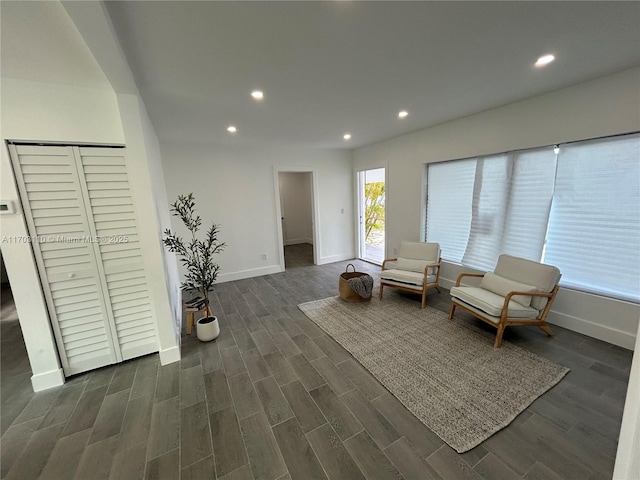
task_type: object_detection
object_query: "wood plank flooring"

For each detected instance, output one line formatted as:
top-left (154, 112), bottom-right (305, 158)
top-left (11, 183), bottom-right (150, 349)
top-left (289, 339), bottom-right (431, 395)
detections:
top-left (1, 246), bottom-right (633, 479)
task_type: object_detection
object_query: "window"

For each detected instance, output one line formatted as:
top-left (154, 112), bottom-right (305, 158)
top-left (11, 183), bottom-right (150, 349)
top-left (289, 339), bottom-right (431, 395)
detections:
top-left (425, 133), bottom-right (640, 302)
top-left (544, 136), bottom-right (640, 302)
top-left (425, 159), bottom-right (474, 264)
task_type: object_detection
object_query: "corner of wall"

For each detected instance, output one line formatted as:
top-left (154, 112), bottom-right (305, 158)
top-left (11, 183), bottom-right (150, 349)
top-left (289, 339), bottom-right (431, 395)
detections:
top-left (31, 368), bottom-right (65, 392)
top-left (115, 93), bottom-right (181, 358)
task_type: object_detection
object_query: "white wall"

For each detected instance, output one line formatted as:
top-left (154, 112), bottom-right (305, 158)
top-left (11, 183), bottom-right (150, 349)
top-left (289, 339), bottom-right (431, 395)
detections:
top-left (614, 321), bottom-right (640, 479)
top-left (116, 93), bottom-right (181, 364)
top-left (279, 172), bottom-right (313, 246)
top-left (161, 143), bottom-right (353, 282)
top-left (354, 67), bottom-right (640, 349)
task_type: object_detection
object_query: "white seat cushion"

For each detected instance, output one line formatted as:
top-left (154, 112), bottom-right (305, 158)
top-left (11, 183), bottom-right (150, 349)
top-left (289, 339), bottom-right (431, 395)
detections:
top-left (381, 269), bottom-right (435, 287)
top-left (450, 286), bottom-right (539, 319)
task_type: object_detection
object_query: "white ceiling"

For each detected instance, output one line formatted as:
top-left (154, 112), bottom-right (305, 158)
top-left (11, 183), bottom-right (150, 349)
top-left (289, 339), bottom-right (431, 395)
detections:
top-left (3, 2), bottom-right (640, 150)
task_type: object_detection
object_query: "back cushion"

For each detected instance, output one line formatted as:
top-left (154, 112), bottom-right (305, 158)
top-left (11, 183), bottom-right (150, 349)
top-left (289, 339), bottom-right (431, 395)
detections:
top-left (396, 257), bottom-right (436, 273)
top-left (399, 241), bottom-right (440, 260)
top-left (494, 254), bottom-right (561, 310)
top-left (480, 272), bottom-right (537, 307)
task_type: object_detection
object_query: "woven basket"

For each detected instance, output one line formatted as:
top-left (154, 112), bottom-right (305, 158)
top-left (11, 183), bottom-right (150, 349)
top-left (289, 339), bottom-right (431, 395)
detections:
top-left (339, 264), bottom-right (372, 302)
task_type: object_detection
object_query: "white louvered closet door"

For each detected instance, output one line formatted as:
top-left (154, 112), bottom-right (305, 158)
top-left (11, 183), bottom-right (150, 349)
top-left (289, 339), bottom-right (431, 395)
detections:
top-left (9, 144), bottom-right (158, 376)
top-left (76, 147), bottom-right (157, 361)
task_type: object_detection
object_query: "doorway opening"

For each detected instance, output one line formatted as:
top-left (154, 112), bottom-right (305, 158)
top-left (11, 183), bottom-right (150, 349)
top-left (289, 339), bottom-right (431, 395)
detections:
top-left (357, 168), bottom-right (385, 265)
top-left (276, 171), bottom-right (318, 269)
top-left (0, 250), bottom-right (33, 392)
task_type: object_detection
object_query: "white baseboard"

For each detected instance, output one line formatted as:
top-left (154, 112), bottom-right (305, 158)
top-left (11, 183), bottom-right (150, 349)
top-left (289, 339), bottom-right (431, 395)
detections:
top-left (318, 253), bottom-right (355, 265)
top-left (439, 277), bottom-right (456, 290)
top-left (31, 368), bottom-right (65, 392)
top-left (159, 345), bottom-right (181, 365)
top-left (547, 312), bottom-right (636, 350)
top-left (218, 265), bottom-right (283, 283)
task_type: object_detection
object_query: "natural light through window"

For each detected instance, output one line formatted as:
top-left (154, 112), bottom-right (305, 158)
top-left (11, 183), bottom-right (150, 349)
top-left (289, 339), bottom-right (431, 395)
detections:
top-left (425, 133), bottom-right (640, 302)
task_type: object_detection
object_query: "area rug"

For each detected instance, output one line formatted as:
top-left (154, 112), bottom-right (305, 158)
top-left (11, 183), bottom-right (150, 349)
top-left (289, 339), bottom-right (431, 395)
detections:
top-left (298, 295), bottom-right (570, 453)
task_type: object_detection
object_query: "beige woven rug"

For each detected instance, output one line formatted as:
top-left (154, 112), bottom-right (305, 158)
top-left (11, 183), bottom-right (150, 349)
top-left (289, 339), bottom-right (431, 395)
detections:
top-left (298, 295), bottom-right (569, 453)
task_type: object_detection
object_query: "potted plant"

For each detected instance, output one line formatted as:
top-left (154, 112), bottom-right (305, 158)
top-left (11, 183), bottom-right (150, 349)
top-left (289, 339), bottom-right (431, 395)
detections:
top-left (163, 193), bottom-right (225, 341)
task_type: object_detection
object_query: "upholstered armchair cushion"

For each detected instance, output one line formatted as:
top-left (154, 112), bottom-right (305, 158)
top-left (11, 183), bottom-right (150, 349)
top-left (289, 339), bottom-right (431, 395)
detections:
top-left (396, 257), bottom-right (437, 274)
top-left (399, 241), bottom-right (440, 262)
top-left (449, 286), bottom-right (539, 319)
top-left (381, 269), bottom-right (437, 286)
top-left (380, 241), bottom-right (442, 308)
top-left (493, 255), bottom-right (561, 310)
top-left (479, 272), bottom-right (537, 307)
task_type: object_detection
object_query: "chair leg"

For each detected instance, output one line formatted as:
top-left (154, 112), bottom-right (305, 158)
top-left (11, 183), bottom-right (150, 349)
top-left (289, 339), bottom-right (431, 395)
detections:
top-left (448, 302), bottom-right (456, 319)
top-left (435, 286), bottom-right (441, 293)
top-left (379, 284), bottom-right (384, 300)
top-left (421, 290), bottom-right (426, 309)
top-left (494, 325), bottom-right (506, 348)
top-left (539, 323), bottom-right (554, 337)
top-left (186, 311), bottom-right (194, 335)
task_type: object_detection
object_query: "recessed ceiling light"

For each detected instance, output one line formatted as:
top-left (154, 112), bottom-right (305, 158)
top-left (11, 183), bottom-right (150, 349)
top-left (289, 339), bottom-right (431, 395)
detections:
top-left (398, 110), bottom-right (409, 118)
top-left (343, 133), bottom-right (351, 140)
top-left (251, 90), bottom-right (264, 100)
top-left (535, 54), bottom-right (555, 67)
top-left (227, 125), bottom-right (237, 133)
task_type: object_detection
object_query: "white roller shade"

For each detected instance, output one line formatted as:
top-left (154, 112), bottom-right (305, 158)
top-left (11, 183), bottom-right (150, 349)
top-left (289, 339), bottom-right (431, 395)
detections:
top-left (544, 134), bottom-right (640, 302)
top-left (426, 159), bottom-right (475, 263)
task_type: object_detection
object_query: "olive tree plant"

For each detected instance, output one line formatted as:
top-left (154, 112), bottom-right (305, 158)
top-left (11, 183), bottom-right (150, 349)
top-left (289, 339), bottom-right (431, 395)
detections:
top-left (163, 193), bottom-right (225, 316)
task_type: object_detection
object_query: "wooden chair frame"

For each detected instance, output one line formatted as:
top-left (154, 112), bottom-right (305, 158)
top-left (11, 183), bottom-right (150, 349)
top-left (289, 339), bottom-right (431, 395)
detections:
top-left (448, 272), bottom-right (560, 348)
top-left (380, 257), bottom-right (442, 308)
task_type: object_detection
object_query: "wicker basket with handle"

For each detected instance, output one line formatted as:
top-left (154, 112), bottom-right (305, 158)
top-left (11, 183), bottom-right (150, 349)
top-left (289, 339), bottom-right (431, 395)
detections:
top-left (339, 264), bottom-right (372, 302)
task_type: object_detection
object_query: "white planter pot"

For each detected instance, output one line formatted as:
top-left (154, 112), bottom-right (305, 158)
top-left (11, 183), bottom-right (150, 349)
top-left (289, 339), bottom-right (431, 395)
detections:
top-left (196, 316), bottom-right (220, 342)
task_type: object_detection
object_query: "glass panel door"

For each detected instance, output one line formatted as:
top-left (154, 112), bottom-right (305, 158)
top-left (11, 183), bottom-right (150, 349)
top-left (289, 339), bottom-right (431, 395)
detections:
top-left (357, 168), bottom-right (385, 264)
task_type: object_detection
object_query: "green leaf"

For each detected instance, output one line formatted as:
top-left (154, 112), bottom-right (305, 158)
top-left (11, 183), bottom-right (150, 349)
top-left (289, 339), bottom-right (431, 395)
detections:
top-left (162, 193), bottom-right (225, 303)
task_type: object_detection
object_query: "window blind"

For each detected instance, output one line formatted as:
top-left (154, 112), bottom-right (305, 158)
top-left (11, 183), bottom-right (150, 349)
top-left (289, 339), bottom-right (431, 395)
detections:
top-left (543, 134), bottom-right (640, 302)
top-left (426, 159), bottom-right (475, 263)
top-left (460, 149), bottom-right (556, 271)
top-left (462, 154), bottom-right (510, 270)
top-left (500, 148), bottom-right (557, 261)
top-left (425, 133), bottom-right (639, 302)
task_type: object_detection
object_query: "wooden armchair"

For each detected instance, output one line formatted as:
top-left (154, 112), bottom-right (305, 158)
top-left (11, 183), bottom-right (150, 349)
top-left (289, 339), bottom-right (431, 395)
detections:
top-left (379, 241), bottom-right (441, 308)
top-left (448, 254), bottom-right (561, 347)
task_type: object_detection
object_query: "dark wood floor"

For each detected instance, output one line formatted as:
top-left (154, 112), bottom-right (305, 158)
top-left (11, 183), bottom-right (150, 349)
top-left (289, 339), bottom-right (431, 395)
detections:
top-left (0, 248), bottom-right (633, 479)
top-left (284, 243), bottom-right (315, 268)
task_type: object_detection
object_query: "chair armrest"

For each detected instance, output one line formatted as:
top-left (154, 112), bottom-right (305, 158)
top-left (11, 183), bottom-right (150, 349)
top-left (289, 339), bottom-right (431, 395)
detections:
top-left (381, 258), bottom-right (398, 271)
top-left (455, 272), bottom-right (484, 287)
top-left (422, 258), bottom-right (442, 276)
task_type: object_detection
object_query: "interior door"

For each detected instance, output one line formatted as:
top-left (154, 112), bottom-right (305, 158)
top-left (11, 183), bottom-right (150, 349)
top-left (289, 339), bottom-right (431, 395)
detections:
top-left (278, 173), bottom-right (288, 246)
